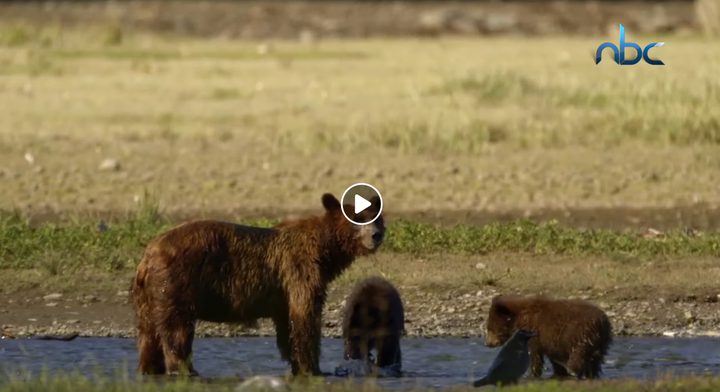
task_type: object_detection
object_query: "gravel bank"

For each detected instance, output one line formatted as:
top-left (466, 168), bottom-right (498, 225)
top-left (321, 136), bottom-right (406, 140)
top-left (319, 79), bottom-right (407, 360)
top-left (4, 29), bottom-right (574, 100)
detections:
top-left (3, 288), bottom-right (719, 340)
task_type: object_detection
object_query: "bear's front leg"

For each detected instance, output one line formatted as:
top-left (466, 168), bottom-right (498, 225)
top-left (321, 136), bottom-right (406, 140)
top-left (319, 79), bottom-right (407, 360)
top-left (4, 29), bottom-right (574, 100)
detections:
top-left (288, 290), bottom-right (323, 376)
top-left (528, 339), bottom-right (545, 378)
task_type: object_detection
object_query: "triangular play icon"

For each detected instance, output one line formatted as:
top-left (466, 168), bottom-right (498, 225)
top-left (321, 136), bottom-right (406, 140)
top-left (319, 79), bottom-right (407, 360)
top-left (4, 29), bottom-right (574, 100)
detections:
top-left (354, 194), bottom-right (372, 214)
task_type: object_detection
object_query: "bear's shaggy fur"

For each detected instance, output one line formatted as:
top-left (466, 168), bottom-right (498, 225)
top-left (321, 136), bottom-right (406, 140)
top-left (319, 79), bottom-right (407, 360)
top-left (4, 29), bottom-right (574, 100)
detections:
top-left (132, 193), bottom-right (384, 376)
top-left (485, 295), bottom-right (612, 379)
top-left (342, 277), bottom-right (404, 370)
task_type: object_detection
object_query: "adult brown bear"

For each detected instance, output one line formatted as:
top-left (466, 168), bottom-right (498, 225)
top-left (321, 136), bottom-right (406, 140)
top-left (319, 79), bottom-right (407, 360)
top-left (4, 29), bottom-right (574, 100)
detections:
top-left (132, 193), bottom-right (384, 376)
top-left (341, 277), bottom-right (404, 374)
top-left (484, 295), bottom-right (612, 380)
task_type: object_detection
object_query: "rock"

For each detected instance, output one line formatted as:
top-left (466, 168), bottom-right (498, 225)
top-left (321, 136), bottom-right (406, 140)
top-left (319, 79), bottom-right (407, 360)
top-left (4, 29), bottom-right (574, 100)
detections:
top-left (474, 262), bottom-right (487, 270)
top-left (83, 295), bottom-right (98, 303)
top-left (684, 310), bottom-right (696, 323)
top-left (43, 293), bottom-right (63, 301)
top-left (24, 152), bottom-right (35, 165)
top-left (698, 330), bottom-right (720, 337)
top-left (235, 375), bottom-right (286, 391)
top-left (45, 302), bottom-right (58, 307)
top-left (482, 13), bottom-right (518, 33)
top-left (418, 10), bottom-right (447, 34)
top-left (98, 158), bottom-right (121, 172)
top-left (642, 228), bottom-right (665, 239)
top-left (418, 9), bottom-right (480, 34)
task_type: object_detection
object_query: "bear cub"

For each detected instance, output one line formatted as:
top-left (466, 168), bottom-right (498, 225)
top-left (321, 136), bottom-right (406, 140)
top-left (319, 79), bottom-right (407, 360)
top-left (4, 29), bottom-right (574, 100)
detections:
top-left (485, 295), bottom-right (612, 379)
top-left (336, 276), bottom-right (404, 377)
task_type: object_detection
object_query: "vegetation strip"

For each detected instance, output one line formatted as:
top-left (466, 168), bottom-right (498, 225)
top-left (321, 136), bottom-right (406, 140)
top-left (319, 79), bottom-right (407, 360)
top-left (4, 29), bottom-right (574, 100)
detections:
top-left (2, 376), bottom-right (720, 392)
top-left (1, 210), bottom-right (719, 272)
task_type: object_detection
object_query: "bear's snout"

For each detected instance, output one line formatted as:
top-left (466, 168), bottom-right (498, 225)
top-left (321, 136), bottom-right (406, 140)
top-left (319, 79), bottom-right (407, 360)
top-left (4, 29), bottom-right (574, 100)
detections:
top-left (358, 223), bottom-right (385, 251)
top-left (485, 338), bottom-right (502, 348)
top-left (372, 231), bottom-right (384, 245)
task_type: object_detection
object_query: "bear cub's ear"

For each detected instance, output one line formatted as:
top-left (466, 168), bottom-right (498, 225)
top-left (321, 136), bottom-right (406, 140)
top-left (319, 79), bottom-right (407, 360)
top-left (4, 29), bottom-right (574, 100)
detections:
top-left (492, 296), bottom-right (516, 319)
top-left (322, 193), bottom-right (341, 212)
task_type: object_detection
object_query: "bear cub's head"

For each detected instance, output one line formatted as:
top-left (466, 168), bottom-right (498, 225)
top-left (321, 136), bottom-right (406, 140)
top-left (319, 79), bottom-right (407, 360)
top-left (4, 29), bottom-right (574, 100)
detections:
top-left (321, 193), bottom-right (385, 255)
top-left (484, 295), bottom-right (521, 347)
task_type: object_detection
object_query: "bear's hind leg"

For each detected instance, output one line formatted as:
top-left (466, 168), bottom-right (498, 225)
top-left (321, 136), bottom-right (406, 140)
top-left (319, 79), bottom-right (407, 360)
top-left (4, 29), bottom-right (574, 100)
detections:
top-left (567, 347), bottom-right (591, 380)
top-left (159, 319), bottom-right (197, 376)
top-left (137, 323), bottom-right (165, 375)
top-left (549, 360), bottom-right (570, 379)
top-left (587, 350), bottom-right (604, 379)
top-left (272, 312), bottom-right (292, 362)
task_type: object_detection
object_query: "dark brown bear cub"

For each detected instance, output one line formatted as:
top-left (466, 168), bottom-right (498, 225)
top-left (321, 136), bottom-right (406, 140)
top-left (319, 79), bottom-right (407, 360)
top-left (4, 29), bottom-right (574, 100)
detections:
top-left (485, 295), bottom-right (612, 379)
top-left (132, 193), bottom-right (384, 376)
top-left (335, 277), bottom-right (405, 376)
top-left (344, 278), bottom-right (405, 366)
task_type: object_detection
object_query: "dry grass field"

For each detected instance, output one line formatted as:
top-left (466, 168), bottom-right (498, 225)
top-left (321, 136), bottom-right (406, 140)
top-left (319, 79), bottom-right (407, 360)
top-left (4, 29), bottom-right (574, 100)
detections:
top-left (0, 26), bottom-right (719, 219)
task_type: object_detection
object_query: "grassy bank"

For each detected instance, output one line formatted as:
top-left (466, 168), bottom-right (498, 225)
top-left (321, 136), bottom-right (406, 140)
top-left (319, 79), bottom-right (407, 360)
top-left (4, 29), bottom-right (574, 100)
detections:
top-left (3, 376), bottom-right (720, 392)
top-left (2, 212), bottom-right (720, 273)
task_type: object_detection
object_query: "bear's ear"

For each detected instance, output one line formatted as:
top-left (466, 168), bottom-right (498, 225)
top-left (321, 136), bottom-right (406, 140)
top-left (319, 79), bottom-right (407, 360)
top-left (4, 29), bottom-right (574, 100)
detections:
top-left (368, 195), bottom-right (381, 213)
top-left (492, 296), bottom-right (516, 319)
top-left (322, 193), bottom-right (341, 212)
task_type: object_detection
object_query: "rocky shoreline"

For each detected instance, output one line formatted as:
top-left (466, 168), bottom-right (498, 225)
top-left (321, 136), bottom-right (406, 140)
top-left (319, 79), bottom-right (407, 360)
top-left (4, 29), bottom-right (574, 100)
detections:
top-left (3, 288), bottom-right (719, 340)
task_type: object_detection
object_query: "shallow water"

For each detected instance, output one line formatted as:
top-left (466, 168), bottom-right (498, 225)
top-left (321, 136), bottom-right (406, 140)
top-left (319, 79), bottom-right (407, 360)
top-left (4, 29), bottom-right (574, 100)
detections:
top-left (1, 337), bottom-right (719, 388)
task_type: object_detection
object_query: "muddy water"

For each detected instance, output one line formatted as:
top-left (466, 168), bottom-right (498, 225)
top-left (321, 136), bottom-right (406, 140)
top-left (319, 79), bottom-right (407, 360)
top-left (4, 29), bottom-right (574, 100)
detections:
top-left (1, 337), bottom-right (719, 388)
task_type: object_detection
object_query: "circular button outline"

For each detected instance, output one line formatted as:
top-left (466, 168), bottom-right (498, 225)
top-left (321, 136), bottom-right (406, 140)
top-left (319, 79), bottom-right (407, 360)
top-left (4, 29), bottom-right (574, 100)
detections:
top-left (340, 183), bottom-right (384, 226)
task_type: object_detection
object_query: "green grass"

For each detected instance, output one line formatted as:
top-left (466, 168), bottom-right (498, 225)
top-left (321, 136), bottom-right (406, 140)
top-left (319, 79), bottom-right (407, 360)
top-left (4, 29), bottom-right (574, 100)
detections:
top-left (386, 219), bottom-right (720, 257)
top-left (3, 376), bottom-right (720, 392)
top-left (1, 210), bottom-right (719, 274)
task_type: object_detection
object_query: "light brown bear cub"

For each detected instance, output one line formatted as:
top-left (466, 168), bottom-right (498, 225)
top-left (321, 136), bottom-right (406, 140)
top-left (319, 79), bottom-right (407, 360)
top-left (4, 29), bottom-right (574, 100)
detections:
top-left (485, 295), bottom-right (612, 379)
top-left (132, 193), bottom-right (384, 376)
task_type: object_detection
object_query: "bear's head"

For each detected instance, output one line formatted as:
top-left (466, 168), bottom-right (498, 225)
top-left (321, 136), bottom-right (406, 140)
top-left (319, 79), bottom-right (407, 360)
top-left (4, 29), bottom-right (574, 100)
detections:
top-left (321, 193), bottom-right (385, 256)
top-left (484, 295), bottom-right (521, 347)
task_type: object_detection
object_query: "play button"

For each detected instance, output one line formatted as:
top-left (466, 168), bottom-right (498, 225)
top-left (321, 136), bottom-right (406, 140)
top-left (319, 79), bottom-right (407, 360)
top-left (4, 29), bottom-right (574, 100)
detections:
top-left (354, 194), bottom-right (372, 214)
top-left (341, 183), bottom-right (383, 225)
